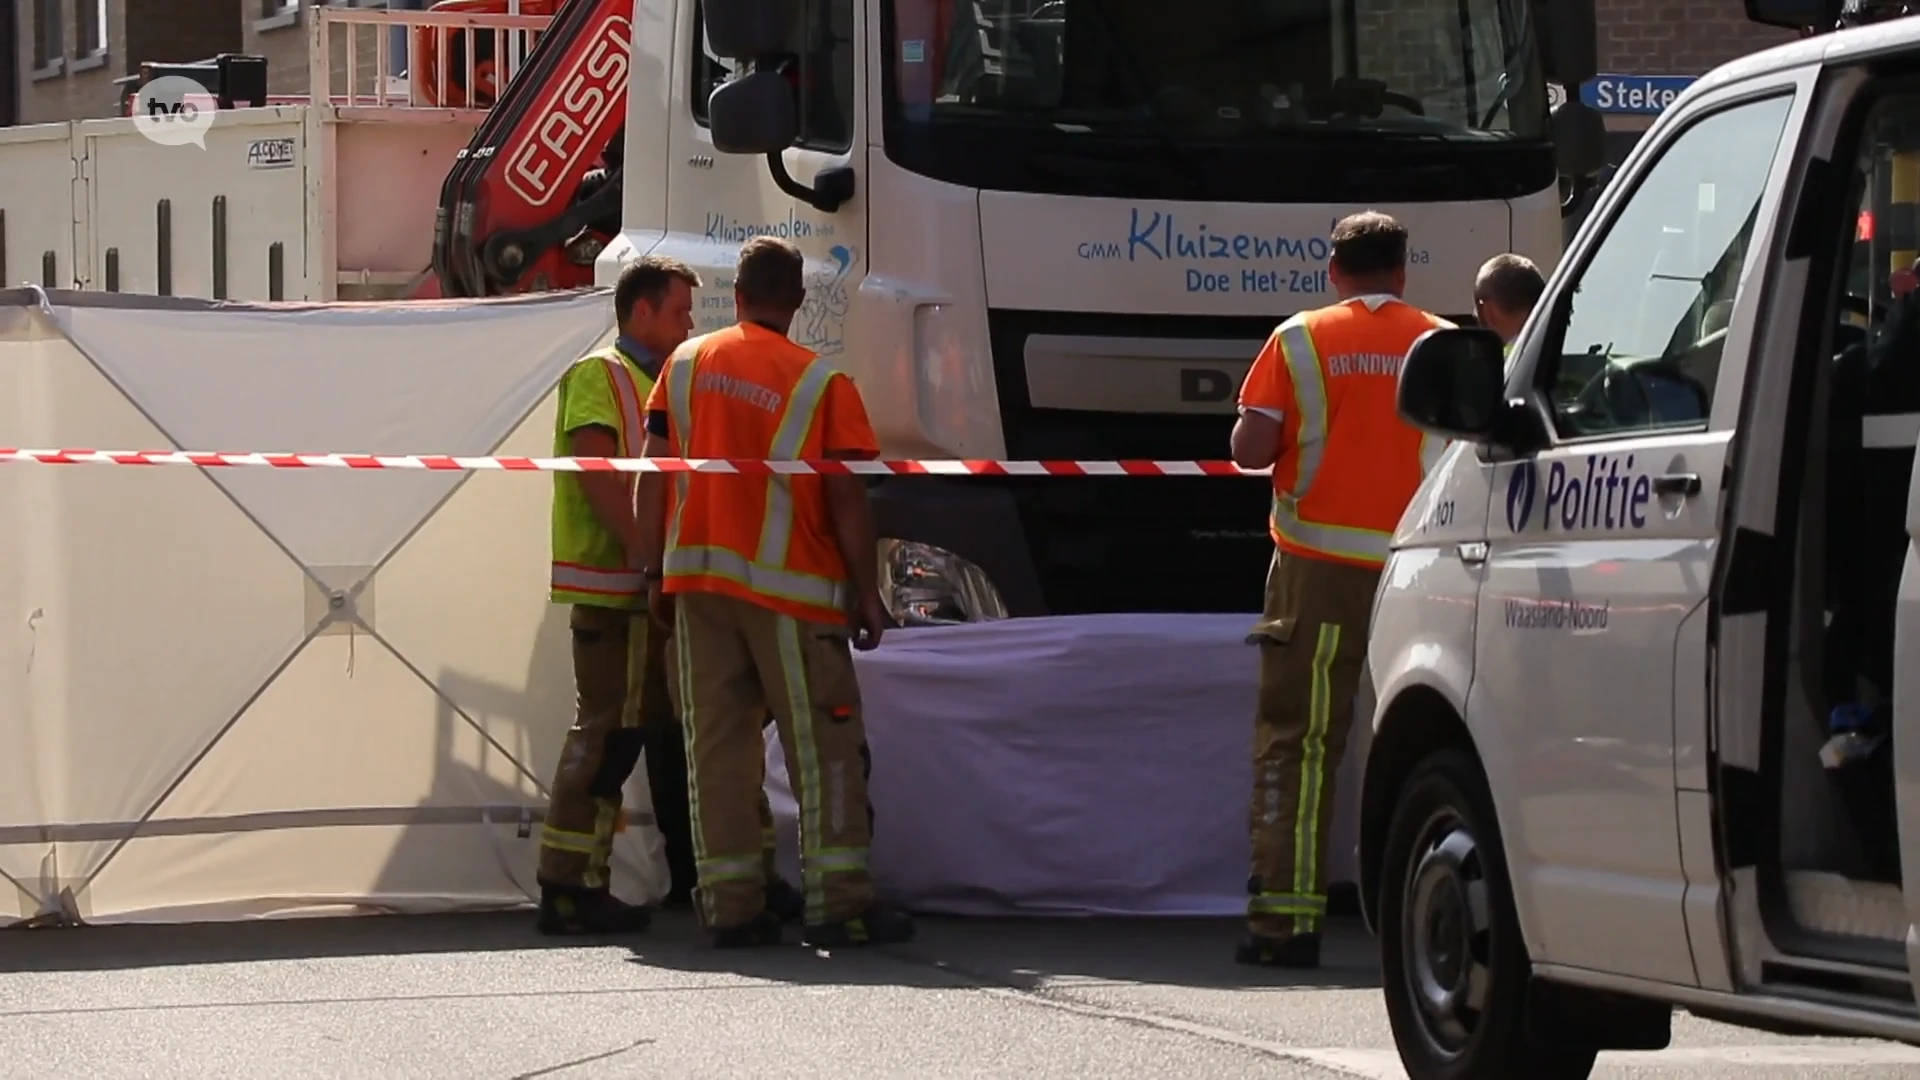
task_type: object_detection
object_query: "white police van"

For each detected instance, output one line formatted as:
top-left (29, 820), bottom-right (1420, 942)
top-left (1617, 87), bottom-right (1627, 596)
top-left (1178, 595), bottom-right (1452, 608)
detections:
top-left (1357, 11), bottom-right (1920, 1080)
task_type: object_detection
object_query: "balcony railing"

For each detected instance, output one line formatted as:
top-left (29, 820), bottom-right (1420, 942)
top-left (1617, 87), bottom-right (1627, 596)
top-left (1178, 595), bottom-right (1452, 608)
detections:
top-left (306, 6), bottom-right (556, 113)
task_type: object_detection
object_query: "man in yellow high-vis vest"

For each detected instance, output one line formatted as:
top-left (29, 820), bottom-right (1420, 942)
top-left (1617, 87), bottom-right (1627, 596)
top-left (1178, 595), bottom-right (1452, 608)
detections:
top-left (538, 255), bottom-right (806, 935)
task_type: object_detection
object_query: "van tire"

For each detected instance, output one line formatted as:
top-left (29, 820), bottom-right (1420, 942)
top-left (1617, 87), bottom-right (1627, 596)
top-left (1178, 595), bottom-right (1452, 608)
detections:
top-left (1378, 749), bottom-right (1599, 1080)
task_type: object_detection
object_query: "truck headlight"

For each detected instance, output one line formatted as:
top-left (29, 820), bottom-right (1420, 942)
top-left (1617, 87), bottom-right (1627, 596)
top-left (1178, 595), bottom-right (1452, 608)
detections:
top-left (877, 539), bottom-right (1009, 627)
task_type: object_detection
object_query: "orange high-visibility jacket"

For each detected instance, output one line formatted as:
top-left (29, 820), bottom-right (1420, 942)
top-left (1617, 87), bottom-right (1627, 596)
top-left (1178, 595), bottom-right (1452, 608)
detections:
top-left (1238, 295), bottom-right (1452, 568)
top-left (644, 322), bottom-right (880, 624)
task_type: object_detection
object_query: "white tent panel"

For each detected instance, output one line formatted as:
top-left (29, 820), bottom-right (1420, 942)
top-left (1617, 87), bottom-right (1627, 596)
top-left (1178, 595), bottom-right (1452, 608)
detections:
top-left (362, 388), bottom-right (670, 906)
top-left (61, 829), bottom-right (532, 924)
top-left (55, 301), bottom-right (613, 574)
top-left (135, 632), bottom-right (545, 816)
top-left (373, 392), bottom-right (573, 796)
top-left (0, 309), bottom-right (307, 903)
top-left (88, 634), bottom-right (543, 922)
top-left (0, 314), bottom-right (60, 912)
top-left (0, 287), bottom-right (666, 926)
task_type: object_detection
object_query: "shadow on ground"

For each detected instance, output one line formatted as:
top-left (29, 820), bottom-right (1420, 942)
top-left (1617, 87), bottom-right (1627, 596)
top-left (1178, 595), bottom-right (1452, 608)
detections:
top-left (0, 907), bottom-right (565, 973)
top-left (627, 911), bottom-right (1382, 994)
top-left (3, 906), bottom-right (1381, 996)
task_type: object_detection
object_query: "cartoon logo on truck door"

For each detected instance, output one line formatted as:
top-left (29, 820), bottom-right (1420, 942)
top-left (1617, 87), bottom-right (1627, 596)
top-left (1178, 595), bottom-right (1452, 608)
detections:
top-left (502, 15), bottom-right (631, 207)
top-left (794, 245), bottom-right (855, 356)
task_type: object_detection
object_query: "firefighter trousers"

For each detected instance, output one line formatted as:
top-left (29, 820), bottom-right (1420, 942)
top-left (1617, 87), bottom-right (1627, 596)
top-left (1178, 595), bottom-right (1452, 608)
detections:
top-left (648, 703), bottom-right (788, 901)
top-left (669, 591), bottom-right (874, 930)
top-left (1246, 550), bottom-right (1380, 940)
top-left (538, 604), bottom-right (777, 892)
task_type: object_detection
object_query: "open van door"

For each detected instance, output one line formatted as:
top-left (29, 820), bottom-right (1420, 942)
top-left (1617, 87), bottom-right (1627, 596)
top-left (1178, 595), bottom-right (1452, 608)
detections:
top-left (1709, 65), bottom-right (1920, 1003)
top-left (1901, 409), bottom-right (1920, 981)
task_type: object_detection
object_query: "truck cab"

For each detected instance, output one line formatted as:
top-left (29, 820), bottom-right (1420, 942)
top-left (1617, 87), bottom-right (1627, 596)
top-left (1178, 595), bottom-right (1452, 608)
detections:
top-left (595, 0), bottom-right (1607, 623)
top-left (1360, 11), bottom-right (1920, 1077)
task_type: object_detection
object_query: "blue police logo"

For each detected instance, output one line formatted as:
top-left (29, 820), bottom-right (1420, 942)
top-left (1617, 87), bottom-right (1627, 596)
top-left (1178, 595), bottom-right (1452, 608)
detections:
top-left (1506, 463), bottom-right (1538, 532)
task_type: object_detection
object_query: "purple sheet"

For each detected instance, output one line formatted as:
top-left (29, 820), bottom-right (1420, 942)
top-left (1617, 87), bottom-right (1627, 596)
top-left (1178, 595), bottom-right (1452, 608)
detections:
top-left (762, 614), bottom-right (1366, 917)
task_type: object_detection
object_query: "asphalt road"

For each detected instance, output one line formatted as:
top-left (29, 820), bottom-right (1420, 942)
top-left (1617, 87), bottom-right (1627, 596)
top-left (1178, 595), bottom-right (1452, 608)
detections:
top-left (6, 912), bottom-right (1920, 1079)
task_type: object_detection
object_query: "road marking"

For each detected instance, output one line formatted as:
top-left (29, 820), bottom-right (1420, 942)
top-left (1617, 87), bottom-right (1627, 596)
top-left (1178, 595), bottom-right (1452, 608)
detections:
top-left (895, 948), bottom-right (1920, 1075)
top-left (1282, 1043), bottom-right (1920, 1078)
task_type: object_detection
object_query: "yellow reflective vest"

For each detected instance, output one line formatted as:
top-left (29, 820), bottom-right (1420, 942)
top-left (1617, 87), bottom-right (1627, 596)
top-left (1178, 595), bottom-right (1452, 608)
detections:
top-left (550, 342), bottom-right (654, 609)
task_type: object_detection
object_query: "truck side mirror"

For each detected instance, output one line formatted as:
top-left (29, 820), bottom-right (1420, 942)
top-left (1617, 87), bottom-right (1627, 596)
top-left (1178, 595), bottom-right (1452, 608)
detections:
top-left (1744, 0), bottom-right (1834, 29)
top-left (706, 65), bottom-right (859, 214)
top-left (1552, 98), bottom-right (1607, 180)
top-left (1533, 0), bottom-right (1598, 87)
top-left (1398, 328), bottom-right (1511, 443)
top-left (709, 69), bottom-right (797, 154)
top-left (702, 0), bottom-right (800, 58)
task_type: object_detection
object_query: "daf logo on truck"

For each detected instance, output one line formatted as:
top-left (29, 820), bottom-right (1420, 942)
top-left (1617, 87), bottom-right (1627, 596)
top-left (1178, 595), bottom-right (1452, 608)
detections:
top-left (1505, 454), bottom-right (1655, 533)
top-left (1179, 368), bottom-right (1234, 403)
top-left (504, 15), bottom-right (632, 208)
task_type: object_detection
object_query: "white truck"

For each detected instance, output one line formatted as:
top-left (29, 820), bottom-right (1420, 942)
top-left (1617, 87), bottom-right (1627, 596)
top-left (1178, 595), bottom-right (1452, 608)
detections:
top-left (594, 0), bottom-right (1606, 620)
top-left (2, 0), bottom-right (1609, 623)
top-left (1363, 3), bottom-right (1920, 1076)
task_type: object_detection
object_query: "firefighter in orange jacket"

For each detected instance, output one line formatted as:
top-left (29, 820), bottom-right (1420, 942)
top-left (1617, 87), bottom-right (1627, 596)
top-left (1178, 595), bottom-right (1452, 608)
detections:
top-left (1230, 212), bottom-right (1452, 967)
top-left (537, 255), bottom-right (801, 934)
top-left (633, 236), bottom-right (915, 950)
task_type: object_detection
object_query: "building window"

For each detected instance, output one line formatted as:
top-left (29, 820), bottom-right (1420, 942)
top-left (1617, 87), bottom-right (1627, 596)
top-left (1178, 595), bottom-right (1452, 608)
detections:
top-left (263, 0), bottom-right (298, 15)
top-left (76, 0), bottom-right (107, 58)
top-left (34, 0), bottom-right (64, 69)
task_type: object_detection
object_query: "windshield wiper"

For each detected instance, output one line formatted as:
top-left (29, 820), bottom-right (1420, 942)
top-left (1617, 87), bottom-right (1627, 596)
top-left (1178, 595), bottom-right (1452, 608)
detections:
top-left (1269, 124), bottom-right (1511, 191)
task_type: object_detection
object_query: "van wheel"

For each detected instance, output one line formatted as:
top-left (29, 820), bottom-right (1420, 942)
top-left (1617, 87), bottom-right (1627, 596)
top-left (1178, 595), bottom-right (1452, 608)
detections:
top-left (1378, 750), bottom-right (1599, 1080)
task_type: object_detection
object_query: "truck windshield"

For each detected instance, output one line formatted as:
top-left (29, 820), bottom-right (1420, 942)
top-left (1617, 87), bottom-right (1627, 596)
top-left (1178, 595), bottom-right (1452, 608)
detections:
top-left (885, 0), bottom-right (1547, 142)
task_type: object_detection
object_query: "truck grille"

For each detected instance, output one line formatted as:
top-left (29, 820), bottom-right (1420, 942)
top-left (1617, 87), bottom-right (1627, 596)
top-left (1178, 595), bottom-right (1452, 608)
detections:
top-left (985, 309), bottom-right (1279, 615)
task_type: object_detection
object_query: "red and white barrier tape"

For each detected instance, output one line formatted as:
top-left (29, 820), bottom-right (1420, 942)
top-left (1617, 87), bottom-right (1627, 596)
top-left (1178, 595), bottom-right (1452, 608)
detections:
top-left (0, 448), bottom-right (1260, 477)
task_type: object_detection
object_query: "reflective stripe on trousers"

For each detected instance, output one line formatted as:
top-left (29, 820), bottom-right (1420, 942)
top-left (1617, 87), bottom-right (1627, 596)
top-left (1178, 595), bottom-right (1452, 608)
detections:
top-left (775, 614), bottom-right (830, 926)
top-left (662, 352), bottom-right (847, 613)
top-left (541, 804), bottom-right (620, 888)
top-left (674, 600), bottom-right (869, 927)
top-left (673, 603), bottom-right (716, 922)
top-left (1251, 622), bottom-right (1341, 935)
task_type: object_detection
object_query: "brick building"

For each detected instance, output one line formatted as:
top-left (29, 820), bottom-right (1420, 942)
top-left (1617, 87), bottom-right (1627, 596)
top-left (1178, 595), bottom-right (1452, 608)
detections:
top-left (1591, 0), bottom-right (1801, 155)
top-left (1600, 0), bottom-right (1799, 74)
top-left (8, 0), bottom-right (420, 126)
top-left (0, 0), bottom-right (1827, 130)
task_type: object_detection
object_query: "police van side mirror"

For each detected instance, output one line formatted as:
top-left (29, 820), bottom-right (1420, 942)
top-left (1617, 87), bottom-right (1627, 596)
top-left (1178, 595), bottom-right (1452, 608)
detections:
top-left (1398, 328), bottom-right (1511, 443)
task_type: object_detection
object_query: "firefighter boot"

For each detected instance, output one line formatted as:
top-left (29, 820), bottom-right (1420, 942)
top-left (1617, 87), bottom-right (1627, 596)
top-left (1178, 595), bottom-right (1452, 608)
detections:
top-left (711, 910), bottom-right (784, 949)
top-left (536, 885), bottom-right (653, 936)
top-left (801, 903), bottom-right (917, 948)
top-left (1235, 931), bottom-right (1321, 968)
